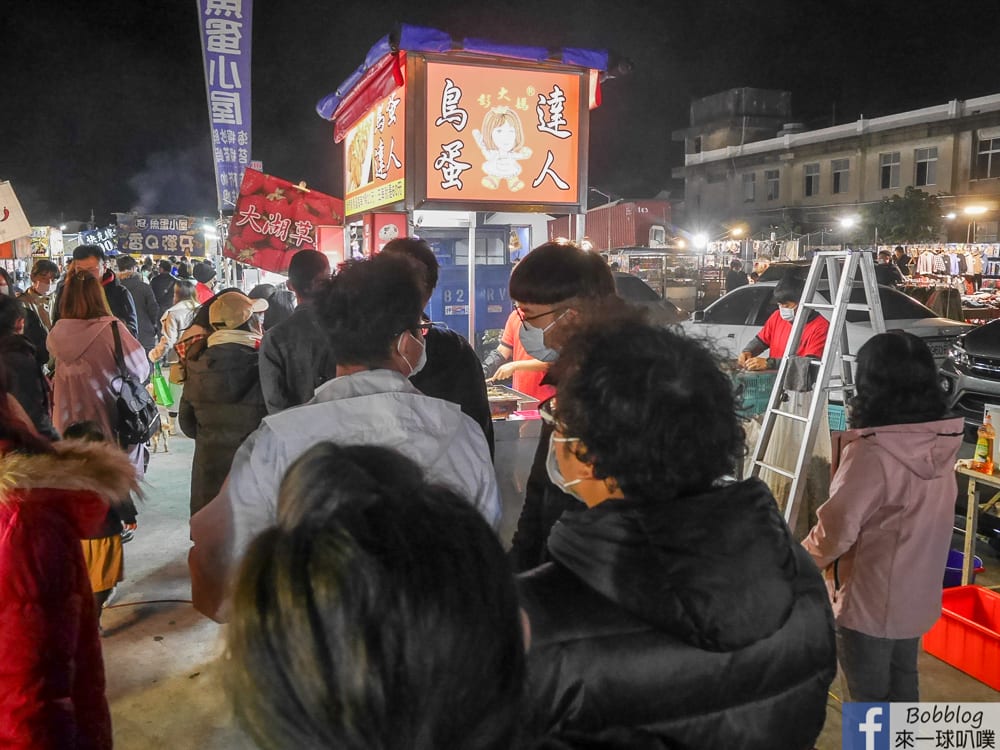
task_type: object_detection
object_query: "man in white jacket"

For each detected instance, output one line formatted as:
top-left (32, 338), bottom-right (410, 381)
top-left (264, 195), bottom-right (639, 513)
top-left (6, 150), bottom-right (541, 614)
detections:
top-left (189, 254), bottom-right (500, 622)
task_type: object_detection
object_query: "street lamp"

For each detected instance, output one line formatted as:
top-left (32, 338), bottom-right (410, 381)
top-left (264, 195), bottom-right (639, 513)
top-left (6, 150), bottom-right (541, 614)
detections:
top-left (588, 186), bottom-right (612, 205)
top-left (692, 233), bottom-right (708, 250)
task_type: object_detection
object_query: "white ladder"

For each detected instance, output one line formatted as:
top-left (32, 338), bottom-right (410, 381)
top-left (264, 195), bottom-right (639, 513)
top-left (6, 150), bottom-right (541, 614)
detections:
top-left (750, 251), bottom-right (887, 532)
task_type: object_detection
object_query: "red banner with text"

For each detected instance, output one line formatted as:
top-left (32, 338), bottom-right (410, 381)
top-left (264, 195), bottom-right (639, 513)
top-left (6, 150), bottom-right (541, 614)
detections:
top-left (225, 168), bottom-right (344, 273)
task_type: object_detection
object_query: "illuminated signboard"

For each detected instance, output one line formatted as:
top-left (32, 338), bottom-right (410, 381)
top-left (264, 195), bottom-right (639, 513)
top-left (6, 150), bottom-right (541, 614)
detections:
top-left (344, 83), bottom-right (406, 216)
top-left (424, 61), bottom-right (583, 206)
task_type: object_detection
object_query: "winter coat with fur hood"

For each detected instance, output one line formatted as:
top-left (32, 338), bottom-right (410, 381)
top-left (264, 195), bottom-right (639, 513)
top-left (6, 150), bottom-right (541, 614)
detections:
top-left (0, 439), bottom-right (139, 749)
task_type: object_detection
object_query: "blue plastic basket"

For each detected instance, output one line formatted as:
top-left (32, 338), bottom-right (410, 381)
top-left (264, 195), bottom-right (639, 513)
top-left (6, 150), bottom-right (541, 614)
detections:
top-left (827, 404), bottom-right (847, 431)
top-left (943, 549), bottom-right (985, 588)
top-left (733, 372), bottom-right (777, 417)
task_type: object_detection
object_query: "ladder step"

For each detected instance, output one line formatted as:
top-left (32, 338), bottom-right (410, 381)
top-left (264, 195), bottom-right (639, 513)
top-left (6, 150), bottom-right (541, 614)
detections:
top-left (767, 411), bottom-right (808, 423)
top-left (754, 461), bottom-right (796, 479)
top-left (802, 302), bottom-right (873, 312)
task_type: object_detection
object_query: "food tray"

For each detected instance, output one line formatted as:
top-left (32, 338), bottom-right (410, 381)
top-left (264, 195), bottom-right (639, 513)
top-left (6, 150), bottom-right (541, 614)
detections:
top-left (487, 384), bottom-right (538, 420)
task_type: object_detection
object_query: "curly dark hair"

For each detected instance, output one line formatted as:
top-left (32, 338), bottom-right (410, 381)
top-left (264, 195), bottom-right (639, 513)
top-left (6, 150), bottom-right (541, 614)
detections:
top-left (315, 254), bottom-right (423, 367)
top-left (850, 331), bottom-right (946, 428)
top-left (551, 311), bottom-right (744, 502)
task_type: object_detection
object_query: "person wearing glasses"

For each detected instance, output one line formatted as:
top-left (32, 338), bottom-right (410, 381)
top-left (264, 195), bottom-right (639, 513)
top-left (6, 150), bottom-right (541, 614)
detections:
top-left (506, 242), bottom-right (619, 572)
top-left (519, 310), bottom-right (836, 749)
top-left (189, 254), bottom-right (500, 622)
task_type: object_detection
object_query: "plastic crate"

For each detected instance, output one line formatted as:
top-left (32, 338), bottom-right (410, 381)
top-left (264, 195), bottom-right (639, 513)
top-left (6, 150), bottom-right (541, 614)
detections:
top-left (827, 404), bottom-right (847, 431)
top-left (923, 585), bottom-right (1000, 690)
top-left (733, 372), bottom-right (777, 417)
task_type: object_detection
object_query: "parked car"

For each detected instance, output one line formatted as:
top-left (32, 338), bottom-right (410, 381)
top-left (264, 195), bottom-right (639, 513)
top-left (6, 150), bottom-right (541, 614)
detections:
top-left (940, 320), bottom-right (1000, 431)
top-left (680, 280), bottom-right (971, 364)
top-left (614, 271), bottom-right (686, 324)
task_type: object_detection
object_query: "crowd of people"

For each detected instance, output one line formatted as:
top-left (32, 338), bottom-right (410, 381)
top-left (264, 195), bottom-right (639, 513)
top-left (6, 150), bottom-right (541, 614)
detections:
top-left (0, 238), bottom-right (968, 749)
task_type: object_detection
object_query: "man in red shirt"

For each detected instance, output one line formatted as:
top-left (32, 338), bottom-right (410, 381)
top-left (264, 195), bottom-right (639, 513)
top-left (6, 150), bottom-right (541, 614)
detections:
top-left (737, 275), bottom-right (829, 370)
top-left (481, 309), bottom-right (556, 402)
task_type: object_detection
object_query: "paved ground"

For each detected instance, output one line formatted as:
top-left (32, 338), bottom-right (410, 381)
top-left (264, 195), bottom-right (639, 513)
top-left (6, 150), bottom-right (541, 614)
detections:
top-left (100, 431), bottom-right (1000, 749)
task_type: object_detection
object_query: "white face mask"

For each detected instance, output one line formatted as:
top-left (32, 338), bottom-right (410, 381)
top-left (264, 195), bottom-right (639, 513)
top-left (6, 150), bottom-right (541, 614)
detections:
top-left (778, 306), bottom-right (795, 322)
top-left (518, 310), bottom-right (568, 363)
top-left (399, 331), bottom-right (427, 377)
top-left (545, 433), bottom-right (586, 502)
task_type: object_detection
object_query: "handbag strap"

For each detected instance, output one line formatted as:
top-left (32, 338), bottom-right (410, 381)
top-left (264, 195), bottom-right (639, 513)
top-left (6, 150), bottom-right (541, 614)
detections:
top-left (110, 321), bottom-right (130, 380)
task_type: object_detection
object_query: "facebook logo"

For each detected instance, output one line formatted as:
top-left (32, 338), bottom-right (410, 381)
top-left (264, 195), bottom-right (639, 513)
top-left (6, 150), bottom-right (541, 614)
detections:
top-left (843, 703), bottom-right (889, 750)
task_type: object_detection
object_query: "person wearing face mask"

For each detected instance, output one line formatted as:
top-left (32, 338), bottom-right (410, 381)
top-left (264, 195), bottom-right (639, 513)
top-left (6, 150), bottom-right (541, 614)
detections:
top-left (381, 237), bottom-right (493, 456)
top-left (18, 259), bottom-right (59, 368)
top-left (518, 311), bottom-right (836, 750)
top-left (506, 242), bottom-right (622, 573)
top-left (179, 291), bottom-right (269, 516)
top-left (736, 273), bottom-right (829, 372)
top-left (188, 254), bottom-right (499, 623)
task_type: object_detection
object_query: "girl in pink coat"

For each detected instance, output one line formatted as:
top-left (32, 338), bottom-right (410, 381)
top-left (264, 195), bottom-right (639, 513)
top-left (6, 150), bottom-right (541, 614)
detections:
top-left (47, 271), bottom-right (150, 473)
top-left (803, 331), bottom-right (963, 701)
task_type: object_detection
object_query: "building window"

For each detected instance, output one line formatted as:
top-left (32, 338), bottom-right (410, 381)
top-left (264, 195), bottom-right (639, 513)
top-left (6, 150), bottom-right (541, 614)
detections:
top-left (914, 147), bottom-right (938, 186)
top-left (804, 163), bottom-right (820, 197)
top-left (879, 152), bottom-right (901, 189)
top-left (742, 173), bottom-right (755, 202)
top-left (765, 169), bottom-right (780, 201)
top-left (831, 158), bottom-right (850, 194)
top-left (977, 138), bottom-right (1000, 179)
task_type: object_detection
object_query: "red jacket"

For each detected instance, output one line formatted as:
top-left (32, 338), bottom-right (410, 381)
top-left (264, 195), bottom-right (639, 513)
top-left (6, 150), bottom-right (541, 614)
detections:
top-left (756, 309), bottom-right (829, 359)
top-left (0, 440), bottom-right (139, 749)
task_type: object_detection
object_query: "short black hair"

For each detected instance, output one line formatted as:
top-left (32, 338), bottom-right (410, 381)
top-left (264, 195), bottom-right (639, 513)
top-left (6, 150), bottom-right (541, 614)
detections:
top-left (116, 255), bottom-right (137, 271)
top-left (552, 311), bottom-right (745, 501)
top-left (174, 278), bottom-right (196, 303)
top-left (73, 244), bottom-right (105, 262)
top-left (772, 273), bottom-right (805, 305)
top-left (850, 331), bottom-right (946, 428)
top-left (509, 241), bottom-right (615, 304)
top-left (31, 259), bottom-right (59, 278)
top-left (287, 250), bottom-right (331, 299)
top-left (263, 290), bottom-right (295, 330)
top-left (730, 259), bottom-right (743, 271)
top-left (177, 261), bottom-right (191, 278)
top-left (0, 296), bottom-right (25, 335)
top-left (228, 442), bottom-right (524, 750)
top-left (316, 254), bottom-right (423, 367)
top-left (381, 237), bottom-right (439, 292)
top-left (878, 249), bottom-right (892, 260)
top-left (158, 259), bottom-right (173, 273)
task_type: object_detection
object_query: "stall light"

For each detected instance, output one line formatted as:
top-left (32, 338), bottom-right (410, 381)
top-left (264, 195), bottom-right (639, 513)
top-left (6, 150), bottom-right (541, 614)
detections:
top-left (730, 226), bottom-right (745, 238)
top-left (692, 233), bottom-right (708, 249)
top-left (59, 224), bottom-right (67, 230)
top-left (839, 216), bottom-right (858, 229)
top-left (675, 238), bottom-right (687, 249)
top-left (964, 206), bottom-right (989, 216)
top-left (945, 212), bottom-right (958, 220)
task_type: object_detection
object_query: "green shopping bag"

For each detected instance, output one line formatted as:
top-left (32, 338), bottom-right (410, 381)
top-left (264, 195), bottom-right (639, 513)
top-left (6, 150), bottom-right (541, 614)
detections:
top-left (152, 362), bottom-right (174, 408)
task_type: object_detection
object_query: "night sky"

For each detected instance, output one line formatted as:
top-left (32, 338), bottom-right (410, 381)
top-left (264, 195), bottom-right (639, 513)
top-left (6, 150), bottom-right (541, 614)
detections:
top-left (4, 0), bottom-right (998, 227)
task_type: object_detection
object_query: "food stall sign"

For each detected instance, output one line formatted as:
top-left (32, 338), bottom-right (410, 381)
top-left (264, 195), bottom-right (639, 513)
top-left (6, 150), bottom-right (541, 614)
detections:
top-left (116, 214), bottom-right (208, 257)
top-left (416, 56), bottom-right (588, 213)
top-left (344, 83), bottom-right (406, 217)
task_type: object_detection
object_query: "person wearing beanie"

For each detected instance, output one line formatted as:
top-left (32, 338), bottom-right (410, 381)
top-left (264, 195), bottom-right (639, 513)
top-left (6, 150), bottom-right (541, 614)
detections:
top-left (192, 263), bottom-right (217, 305)
top-left (179, 291), bottom-right (268, 516)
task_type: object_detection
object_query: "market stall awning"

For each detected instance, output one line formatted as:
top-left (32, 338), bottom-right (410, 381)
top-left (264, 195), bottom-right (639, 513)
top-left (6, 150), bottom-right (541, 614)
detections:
top-left (316, 24), bottom-right (614, 142)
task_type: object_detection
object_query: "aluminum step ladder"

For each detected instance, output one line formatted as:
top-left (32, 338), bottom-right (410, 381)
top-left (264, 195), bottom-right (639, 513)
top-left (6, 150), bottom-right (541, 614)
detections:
top-left (749, 251), bottom-right (886, 532)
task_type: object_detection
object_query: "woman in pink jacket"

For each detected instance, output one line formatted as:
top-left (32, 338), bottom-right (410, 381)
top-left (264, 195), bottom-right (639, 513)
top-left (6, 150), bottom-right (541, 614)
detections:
top-left (803, 331), bottom-right (963, 702)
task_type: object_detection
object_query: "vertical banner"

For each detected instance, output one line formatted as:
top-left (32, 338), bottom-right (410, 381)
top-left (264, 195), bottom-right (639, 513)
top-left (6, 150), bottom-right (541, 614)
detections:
top-left (197, 0), bottom-right (253, 212)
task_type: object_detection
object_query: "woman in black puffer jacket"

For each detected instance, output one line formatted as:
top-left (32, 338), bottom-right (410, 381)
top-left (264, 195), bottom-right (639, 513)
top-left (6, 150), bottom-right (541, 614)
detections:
top-left (517, 312), bottom-right (836, 750)
top-left (179, 291), bottom-right (268, 516)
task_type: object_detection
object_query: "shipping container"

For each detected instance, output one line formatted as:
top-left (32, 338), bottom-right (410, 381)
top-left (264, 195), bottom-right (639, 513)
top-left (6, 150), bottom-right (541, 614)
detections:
top-left (547, 200), bottom-right (671, 252)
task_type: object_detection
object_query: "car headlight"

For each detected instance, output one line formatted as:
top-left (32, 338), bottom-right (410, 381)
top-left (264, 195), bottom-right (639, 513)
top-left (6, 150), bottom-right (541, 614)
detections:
top-left (949, 343), bottom-right (971, 370)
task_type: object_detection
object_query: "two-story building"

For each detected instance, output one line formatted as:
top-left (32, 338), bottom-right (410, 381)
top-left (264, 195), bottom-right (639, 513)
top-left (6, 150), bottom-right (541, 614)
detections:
top-left (673, 88), bottom-right (1000, 243)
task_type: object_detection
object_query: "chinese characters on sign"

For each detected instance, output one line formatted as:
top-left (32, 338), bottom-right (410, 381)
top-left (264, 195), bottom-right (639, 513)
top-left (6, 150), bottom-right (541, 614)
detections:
top-left (344, 84), bottom-right (407, 216)
top-left (198, 0), bottom-right (253, 211)
top-left (424, 62), bottom-right (582, 206)
top-left (226, 169), bottom-right (345, 273)
top-left (115, 214), bottom-right (207, 257)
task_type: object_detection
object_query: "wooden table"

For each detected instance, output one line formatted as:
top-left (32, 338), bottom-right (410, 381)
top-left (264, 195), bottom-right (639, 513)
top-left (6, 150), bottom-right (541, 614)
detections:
top-left (956, 464), bottom-right (1000, 584)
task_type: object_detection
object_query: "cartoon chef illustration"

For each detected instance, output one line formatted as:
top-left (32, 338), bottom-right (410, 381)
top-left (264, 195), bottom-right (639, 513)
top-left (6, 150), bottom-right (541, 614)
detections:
top-left (472, 106), bottom-right (532, 192)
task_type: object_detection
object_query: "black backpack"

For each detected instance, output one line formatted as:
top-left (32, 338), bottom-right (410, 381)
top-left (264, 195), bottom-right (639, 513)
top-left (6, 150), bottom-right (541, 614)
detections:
top-left (111, 321), bottom-right (160, 447)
